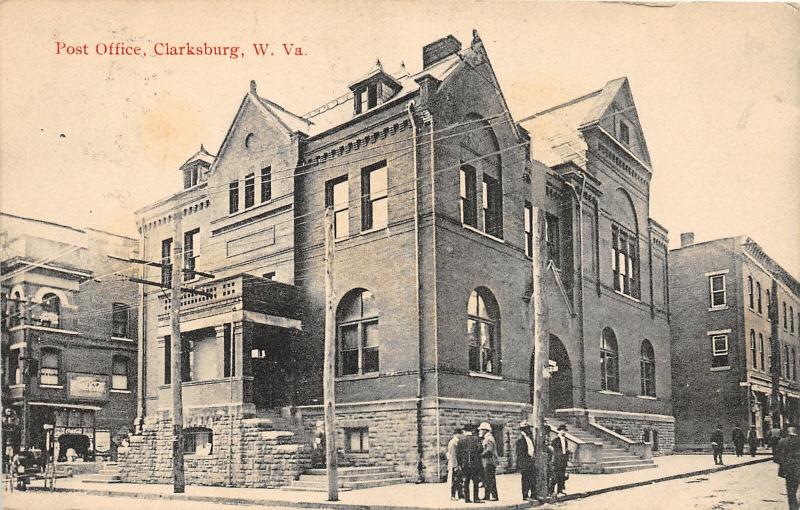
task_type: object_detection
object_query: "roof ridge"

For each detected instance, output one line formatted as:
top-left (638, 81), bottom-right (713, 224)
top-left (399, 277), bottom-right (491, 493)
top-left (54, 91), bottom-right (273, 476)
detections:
top-left (257, 95), bottom-right (313, 126)
top-left (528, 88), bottom-right (603, 120)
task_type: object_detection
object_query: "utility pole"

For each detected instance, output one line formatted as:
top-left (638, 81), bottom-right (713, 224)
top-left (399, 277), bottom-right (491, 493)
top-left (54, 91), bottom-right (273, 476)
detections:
top-left (529, 206), bottom-right (550, 500)
top-left (171, 208), bottom-right (186, 494)
top-left (323, 206), bottom-right (338, 501)
top-left (770, 279), bottom-right (782, 428)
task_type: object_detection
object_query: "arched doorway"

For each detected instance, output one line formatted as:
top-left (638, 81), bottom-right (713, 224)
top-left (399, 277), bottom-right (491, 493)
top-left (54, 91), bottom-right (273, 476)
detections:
top-left (530, 335), bottom-right (574, 413)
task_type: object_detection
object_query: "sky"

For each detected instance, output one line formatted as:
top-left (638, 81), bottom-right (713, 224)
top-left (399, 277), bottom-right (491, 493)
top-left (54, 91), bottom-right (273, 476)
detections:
top-left (1, 1), bottom-right (798, 276)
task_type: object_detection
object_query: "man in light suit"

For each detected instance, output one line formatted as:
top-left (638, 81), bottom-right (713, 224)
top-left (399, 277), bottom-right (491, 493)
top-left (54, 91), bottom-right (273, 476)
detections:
top-left (479, 422), bottom-right (499, 501)
top-left (550, 424), bottom-right (570, 497)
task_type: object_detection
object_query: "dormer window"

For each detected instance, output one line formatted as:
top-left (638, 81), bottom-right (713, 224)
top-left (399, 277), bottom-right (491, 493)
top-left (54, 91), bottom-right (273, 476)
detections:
top-left (355, 83), bottom-right (378, 115)
top-left (183, 166), bottom-right (199, 189)
top-left (350, 61), bottom-right (402, 117)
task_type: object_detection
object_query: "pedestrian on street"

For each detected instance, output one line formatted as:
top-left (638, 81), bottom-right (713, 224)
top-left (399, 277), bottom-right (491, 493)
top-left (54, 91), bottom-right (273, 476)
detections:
top-left (515, 421), bottom-right (535, 500)
top-left (457, 424), bottom-right (484, 504)
top-left (550, 424), bottom-right (570, 497)
top-left (732, 424), bottom-right (745, 457)
top-left (478, 422), bottom-right (499, 501)
top-left (711, 426), bottom-right (724, 465)
top-left (748, 426), bottom-right (758, 457)
top-left (447, 427), bottom-right (464, 501)
top-left (777, 423), bottom-right (800, 510)
top-left (770, 423), bottom-right (783, 460)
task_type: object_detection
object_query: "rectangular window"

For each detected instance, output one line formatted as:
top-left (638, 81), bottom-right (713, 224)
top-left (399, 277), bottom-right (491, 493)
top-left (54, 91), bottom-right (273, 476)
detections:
top-left (183, 229), bottom-right (199, 281)
top-left (460, 166), bottom-right (478, 228)
top-left (260, 166), bottom-right (272, 203)
top-left (112, 303), bottom-right (129, 338)
top-left (244, 173), bottom-right (255, 208)
top-left (545, 213), bottom-right (560, 268)
top-left (619, 122), bottom-right (630, 145)
top-left (223, 323), bottom-right (235, 378)
top-left (711, 334), bottom-right (729, 368)
top-left (709, 274), bottom-right (727, 308)
top-left (345, 427), bottom-right (369, 453)
top-left (340, 324), bottom-right (359, 376)
top-left (367, 83), bottom-right (378, 109)
top-left (482, 174), bottom-right (503, 238)
top-left (325, 176), bottom-right (349, 239)
top-left (40, 349), bottom-right (59, 386)
top-left (362, 321), bottom-right (379, 374)
top-left (112, 356), bottom-right (129, 390)
top-left (524, 202), bottom-right (533, 258)
top-left (184, 429), bottom-right (213, 455)
top-left (161, 238), bottom-right (172, 288)
top-left (163, 336), bottom-right (171, 385)
top-left (229, 180), bottom-right (239, 214)
top-left (361, 161), bottom-right (388, 231)
top-left (612, 224), bottom-right (640, 298)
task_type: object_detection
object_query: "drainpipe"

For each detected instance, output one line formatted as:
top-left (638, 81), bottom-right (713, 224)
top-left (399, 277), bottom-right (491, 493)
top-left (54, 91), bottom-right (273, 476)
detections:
top-left (135, 224), bottom-right (147, 434)
top-left (565, 172), bottom-right (588, 413)
top-left (407, 101), bottom-right (425, 482)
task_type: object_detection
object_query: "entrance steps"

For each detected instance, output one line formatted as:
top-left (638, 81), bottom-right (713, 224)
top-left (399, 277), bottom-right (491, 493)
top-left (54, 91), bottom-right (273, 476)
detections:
top-left (81, 462), bottom-right (123, 484)
top-left (546, 418), bottom-right (656, 474)
top-left (284, 466), bottom-right (406, 492)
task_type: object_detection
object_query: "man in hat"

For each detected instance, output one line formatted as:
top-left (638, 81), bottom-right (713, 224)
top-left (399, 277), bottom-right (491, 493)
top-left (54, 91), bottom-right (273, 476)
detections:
top-left (447, 427), bottom-right (464, 500)
top-left (711, 426), bottom-right (724, 465)
top-left (478, 422), bottom-right (499, 501)
top-left (732, 424), bottom-right (745, 457)
top-left (748, 426), bottom-right (758, 457)
top-left (777, 423), bottom-right (800, 510)
top-left (550, 424), bottom-right (570, 497)
top-left (516, 421), bottom-right (535, 500)
top-left (457, 424), bottom-right (484, 503)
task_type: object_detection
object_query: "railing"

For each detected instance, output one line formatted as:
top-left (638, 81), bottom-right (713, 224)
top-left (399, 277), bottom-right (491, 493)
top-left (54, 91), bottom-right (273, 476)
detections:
top-left (589, 421), bottom-right (652, 460)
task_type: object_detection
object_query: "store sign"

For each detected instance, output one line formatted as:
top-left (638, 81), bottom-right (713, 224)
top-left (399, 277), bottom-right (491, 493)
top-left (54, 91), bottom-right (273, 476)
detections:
top-left (67, 373), bottom-right (109, 400)
top-left (96, 430), bottom-right (111, 452)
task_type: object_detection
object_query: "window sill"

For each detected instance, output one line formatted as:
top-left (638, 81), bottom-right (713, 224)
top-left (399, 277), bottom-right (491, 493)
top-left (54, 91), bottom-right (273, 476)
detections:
top-left (463, 224), bottom-right (505, 244)
top-left (8, 325), bottom-right (80, 336)
top-left (710, 366), bottom-right (731, 372)
top-left (111, 337), bottom-right (135, 342)
top-left (613, 290), bottom-right (641, 304)
top-left (336, 372), bottom-right (380, 381)
top-left (110, 389), bottom-right (132, 394)
top-left (39, 384), bottom-right (64, 389)
top-left (9, 384), bottom-right (25, 389)
top-left (637, 395), bottom-right (657, 400)
top-left (359, 226), bottom-right (388, 236)
top-left (226, 199), bottom-right (275, 219)
top-left (599, 390), bottom-right (623, 396)
top-left (468, 371), bottom-right (503, 380)
top-left (708, 306), bottom-right (729, 312)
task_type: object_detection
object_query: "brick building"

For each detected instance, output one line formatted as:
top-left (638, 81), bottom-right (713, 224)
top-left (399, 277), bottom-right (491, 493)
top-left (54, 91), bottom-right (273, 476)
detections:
top-left (124, 31), bottom-right (673, 487)
top-left (1, 212), bottom-right (138, 462)
top-left (670, 233), bottom-right (800, 450)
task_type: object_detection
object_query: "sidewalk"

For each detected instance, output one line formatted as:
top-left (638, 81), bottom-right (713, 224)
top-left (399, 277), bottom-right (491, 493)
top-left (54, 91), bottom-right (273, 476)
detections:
top-left (28, 454), bottom-right (771, 510)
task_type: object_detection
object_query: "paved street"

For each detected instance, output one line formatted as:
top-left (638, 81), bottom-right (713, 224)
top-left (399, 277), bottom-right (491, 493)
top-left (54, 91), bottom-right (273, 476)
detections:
top-left (1, 491), bottom-right (286, 510)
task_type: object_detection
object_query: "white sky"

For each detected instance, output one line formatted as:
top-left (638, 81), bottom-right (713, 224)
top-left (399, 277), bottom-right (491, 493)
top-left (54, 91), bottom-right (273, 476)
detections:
top-left (1, 1), bottom-right (798, 276)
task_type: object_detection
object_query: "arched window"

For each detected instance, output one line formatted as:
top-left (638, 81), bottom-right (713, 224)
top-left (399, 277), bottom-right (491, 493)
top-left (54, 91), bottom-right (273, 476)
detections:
top-left (784, 302), bottom-right (789, 329)
top-left (640, 340), bottom-right (655, 397)
top-left (750, 330), bottom-right (757, 369)
top-left (756, 282), bottom-right (762, 314)
top-left (39, 293), bottom-right (61, 328)
top-left (112, 356), bottom-right (129, 390)
top-left (766, 289), bottom-right (772, 319)
top-left (791, 306), bottom-right (795, 333)
top-left (40, 347), bottom-right (60, 386)
top-left (601, 328), bottom-right (619, 392)
top-left (759, 333), bottom-right (765, 370)
top-left (748, 276), bottom-right (754, 309)
top-left (467, 288), bottom-right (500, 375)
top-left (184, 427), bottom-right (213, 455)
top-left (336, 289), bottom-right (379, 376)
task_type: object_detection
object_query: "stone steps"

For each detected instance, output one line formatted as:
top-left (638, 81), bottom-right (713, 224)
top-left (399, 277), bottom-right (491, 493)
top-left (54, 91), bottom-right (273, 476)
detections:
top-left (82, 462), bottom-right (123, 484)
top-left (285, 466), bottom-right (406, 492)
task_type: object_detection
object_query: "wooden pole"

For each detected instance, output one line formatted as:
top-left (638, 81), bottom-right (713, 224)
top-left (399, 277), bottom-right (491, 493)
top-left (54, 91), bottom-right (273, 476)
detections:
top-left (323, 206), bottom-right (339, 501)
top-left (529, 206), bottom-right (550, 500)
top-left (170, 208), bottom-right (186, 493)
top-left (770, 279), bottom-right (782, 427)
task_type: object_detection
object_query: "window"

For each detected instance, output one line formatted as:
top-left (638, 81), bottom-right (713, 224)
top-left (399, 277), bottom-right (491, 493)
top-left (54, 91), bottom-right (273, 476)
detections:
top-left (619, 121), bottom-right (630, 145)
top-left (791, 305), bottom-right (795, 333)
top-left (336, 290), bottom-right (379, 376)
top-left (39, 293), bottom-right (61, 328)
top-left (183, 229), bottom-right (199, 281)
top-left (750, 330), bottom-right (757, 369)
top-left (325, 176), bottom-right (349, 239)
top-left (784, 302), bottom-right (789, 330)
top-left (345, 427), bottom-right (369, 453)
top-left (757, 282), bottom-right (763, 313)
top-left (223, 323), bottom-right (235, 378)
top-left (244, 173), bottom-right (255, 209)
top-left (467, 288), bottom-right (500, 375)
top-left (640, 340), bottom-right (656, 397)
top-left (161, 238), bottom-right (173, 287)
top-left (163, 336), bottom-right (171, 384)
top-left (229, 180), bottom-right (239, 214)
top-left (184, 428), bottom-right (213, 455)
top-left (786, 345), bottom-right (792, 378)
top-left (748, 276), bottom-right (754, 309)
top-left (766, 290), bottom-right (772, 319)
top-left (261, 166), bottom-right (272, 203)
top-left (244, 133), bottom-right (255, 149)
top-left (793, 347), bottom-right (797, 380)
top-left (112, 303), bottom-right (129, 338)
top-left (482, 174), bottom-right (503, 238)
top-left (40, 348), bottom-right (60, 386)
top-left (711, 334), bottom-right (729, 368)
top-left (545, 213), bottom-right (560, 268)
top-left (612, 224), bottom-right (641, 299)
top-left (759, 333), bottom-right (765, 371)
top-left (523, 202), bottom-right (533, 258)
top-left (361, 161), bottom-right (387, 231)
top-left (709, 274), bottom-right (727, 308)
top-left (112, 356), bottom-right (129, 390)
top-left (183, 166), bottom-right (198, 189)
top-left (354, 83), bottom-right (378, 115)
top-left (601, 328), bottom-right (619, 392)
top-left (460, 166), bottom-right (478, 228)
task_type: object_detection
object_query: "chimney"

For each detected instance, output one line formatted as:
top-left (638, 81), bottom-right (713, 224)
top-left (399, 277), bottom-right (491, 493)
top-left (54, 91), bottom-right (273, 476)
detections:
top-left (422, 35), bottom-right (461, 69)
top-left (680, 232), bottom-right (695, 248)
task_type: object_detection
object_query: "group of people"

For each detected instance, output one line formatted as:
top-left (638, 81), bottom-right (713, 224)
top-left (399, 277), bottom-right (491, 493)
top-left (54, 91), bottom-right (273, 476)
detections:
top-left (446, 420), bottom-right (570, 503)
top-left (710, 424), bottom-right (760, 465)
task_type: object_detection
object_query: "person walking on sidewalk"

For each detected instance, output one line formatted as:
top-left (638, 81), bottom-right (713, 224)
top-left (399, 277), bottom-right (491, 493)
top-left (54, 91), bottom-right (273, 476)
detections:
top-left (447, 427), bottom-right (464, 501)
top-left (748, 426), bottom-right (758, 457)
top-left (550, 424), bottom-right (570, 497)
top-left (458, 424), bottom-right (484, 504)
top-left (777, 424), bottom-right (800, 510)
top-left (515, 421), bottom-right (535, 500)
top-left (479, 422), bottom-right (499, 502)
top-left (711, 426), bottom-right (725, 465)
top-left (732, 424), bottom-right (745, 457)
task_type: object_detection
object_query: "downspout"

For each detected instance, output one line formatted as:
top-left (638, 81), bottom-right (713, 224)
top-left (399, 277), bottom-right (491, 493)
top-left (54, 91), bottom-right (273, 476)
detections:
top-left (565, 172), bottom-right (587, 411)
top-left (407, 101), bottom-right (425, 482)
top-left (135, 224), bottom-right (147, 434)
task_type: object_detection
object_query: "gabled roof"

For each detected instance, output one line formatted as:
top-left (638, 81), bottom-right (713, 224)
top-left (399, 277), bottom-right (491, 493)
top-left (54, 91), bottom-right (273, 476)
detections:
top-left (180, 144), bottom-right (215, 169)
top-left (254, 95), bottom-right (314, 135)
top-left (741, 236), bottom-right (800, 297)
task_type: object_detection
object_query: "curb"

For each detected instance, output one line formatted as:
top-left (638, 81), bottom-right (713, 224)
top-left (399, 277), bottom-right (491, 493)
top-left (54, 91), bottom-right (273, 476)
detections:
top-left (26, 458), bottom-right (771, 510)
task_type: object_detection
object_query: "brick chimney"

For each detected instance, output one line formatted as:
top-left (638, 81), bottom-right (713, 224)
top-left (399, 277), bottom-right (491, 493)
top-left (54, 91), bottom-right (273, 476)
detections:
top-left (422, 35), bottom-right (461, 69)
top-left (680, 232), bottom-right (695, 248)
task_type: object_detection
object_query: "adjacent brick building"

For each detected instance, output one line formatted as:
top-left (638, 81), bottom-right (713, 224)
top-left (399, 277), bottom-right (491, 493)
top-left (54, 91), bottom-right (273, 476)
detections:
top-left (126, 31), bottom-right (673, 487)
top-left (1, 212), bottom-right (138, 462)
top-left (670, 233), bottom-right (800, 450)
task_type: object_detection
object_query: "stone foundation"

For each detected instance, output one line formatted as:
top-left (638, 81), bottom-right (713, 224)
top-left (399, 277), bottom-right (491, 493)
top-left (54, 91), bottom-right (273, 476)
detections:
top-left (119, 405), bottom-right (312, 488)
top-left (556, 408), bottom-right (675, 455)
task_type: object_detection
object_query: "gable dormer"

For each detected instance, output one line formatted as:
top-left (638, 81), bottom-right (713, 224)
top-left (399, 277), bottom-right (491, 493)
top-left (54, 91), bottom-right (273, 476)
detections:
top-left (180, 145), bottom-right (215, 189)
top-left (349, 60), bottom-right (402, 116)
